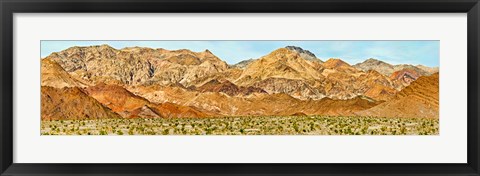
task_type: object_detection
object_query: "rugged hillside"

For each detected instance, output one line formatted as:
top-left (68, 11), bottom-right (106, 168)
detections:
top-left (232, 46), bottom-right (321, 69)
top-left (319, 59), bottom-right (398, 100)
top-left (41, 58), bottom-right (88, 88)
top-left (195, 79), bottom-right (266, 96)
top-left (85, 83), bottom-right (213, 118)
top-left (234, 48), bottom-right (325, 85)
top-left (84, 83), bottom-right (159, 118)
top-left (285, 45), bottom-right (323, 63)
top-left (42, 45), bottom-right (438, 101)
top-left (416, 65), bottom-right (439, 75)
top-left (357, 70), bottom-right (397, 101)
top-left (232, 48), bottom-right (331, 99)
top-left (356, 73), bottom-right (439, 118)
top-left (45, 45), bottom-right (229, 87)
top-left (232, 59), bottom-right (255, 69)
top-left (353, 58), bottom-right (395, 76)
top-left (354, 58), bottom-right (436, 77)
top-left (41, 86), bottom-right (120, 120)
top-left (128, 85), bottom-right (381, 117)
top-left (41, 44), bottom-right (439, 119)
top-left (390, 68), bottom-right (421, 87)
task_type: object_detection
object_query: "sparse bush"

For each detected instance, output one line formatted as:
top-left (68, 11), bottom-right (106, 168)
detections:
top-left (41, 116), bottom-right (439, 135)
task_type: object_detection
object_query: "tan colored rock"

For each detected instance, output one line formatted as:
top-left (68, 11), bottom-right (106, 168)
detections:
top-left (41, 86), bottom-right (120, 120)
top-left (45, 45), bottom-right (229, 87)
top-left (84, 83), bottom-right (214, 118)
top-left (41, 58), bottom-right (88, 88)
top-left (356, 73), bottom-right (439, 118)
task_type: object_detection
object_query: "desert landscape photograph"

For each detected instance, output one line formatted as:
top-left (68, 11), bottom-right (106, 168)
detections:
top-left (40, 41), bottom-right (439, 135)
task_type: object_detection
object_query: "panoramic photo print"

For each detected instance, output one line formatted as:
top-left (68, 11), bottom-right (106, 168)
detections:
top-left (40, 41), bottom-right (439, 135)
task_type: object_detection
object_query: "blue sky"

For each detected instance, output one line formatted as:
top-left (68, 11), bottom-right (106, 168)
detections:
top-left (41, 41), bottom-right (439, 67)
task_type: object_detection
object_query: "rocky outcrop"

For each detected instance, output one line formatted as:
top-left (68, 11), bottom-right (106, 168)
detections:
top-left (84, 83), bottom-right (213, 118)
top-left (353, 58), bottom-right (395, 76)
top-left (234, 48), bottom-right (325, 85)
top-left (41, 44), bottom-right (439, 119)
top-left (416, 64), bottom-right (439, 75)
top-left (232, 48), bottom-right (334, 99)
top-left (43, 45), bottom-right (439, 101)
top-left (390, 68), bottom-right (421, 87)
top-left (356, 73), bottom-right (439, 118)
top-left (354, 58), bottom-right (435, 77)
top-left (41, 86), bottom-right (120, 120)
top-left (45, 45), bottom-right (229, 87)
top-left (196, 79), bottom-right (266, 96)
top-left (41, 58), bottom-right (88, 88)
top-left (285, 45), bottom-right (322, 63)
top-left (130, 85), bottom-right (381, 117)
top-left (252, 77), bottom-right (325, 100)
top-left (232, 59), bottom-right (255, 69)
top-left (84, 83), bottom-right (158, 118)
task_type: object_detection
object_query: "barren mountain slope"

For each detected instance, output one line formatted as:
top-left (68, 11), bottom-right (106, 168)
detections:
top-left (44, 45), bottom-right (229, 87)
top-left (285, 45), bottom-right (323, 63)
top-left (195, 79), bottom-right (266, 96)
top-left (354, 58), bottom-right (434, 77)
top-left (41, 58), bottom-right (88, 88)
top-left (234, 48), bottom-right (325, 86)
top-left (356, 73), bottom-right (439, 118)
top-left (416, 65), bottom-right (439, 75)
top-left (390, 68), bottom-right (421, 87)
top-left (320, 61), bottom-right (398, 100)
top-left (85, 83), bottom-right (213, 118)
top-left (41, 86), bottom-right (120, 120)
top-left (42, 45), bottom-right (439, 107)
top-left (129, 85), bottom-right (381, 117)
top-left (353, 58), bottom-right (395, 76)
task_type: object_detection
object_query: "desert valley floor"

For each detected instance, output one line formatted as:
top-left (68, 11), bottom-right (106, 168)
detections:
top-left (41, 116), bottom-right (439, 135)
top-left (40, 45), bottom-right (439, 135)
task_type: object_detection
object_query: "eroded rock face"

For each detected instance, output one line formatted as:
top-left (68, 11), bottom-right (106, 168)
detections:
top-left (285, 45), bottom-right (322, 63)
top-left (129, 85), bottom-right (381, 117)
top-left (195, 79), bottom-right (266, 96)
top-left (252, 77), bottom-right (325, 100)
top-left (41, 58), bottom-right (88, 88)
top-left (390, 68), bottom-right (421, 87)
top-left (41, 44), bottom-right (440, 119)
top-left (354, 58), bottom-right (434, 77)
top-left (232, 59), bottom-right (255, 69)
top-left (356, 73), bottom-right (439, 118)
top-left (43, 45), bottom-right (439, 101)
top-left (41, 86), bottom-right (121, 120)
top-left (416, 65), bottom-right (439, 75)
top-left (354, 58), bottom-right (395, 76)
top-left (45, 45), bottom-right (229, 87)
top-left (84, 83), bottom-right (214, 118)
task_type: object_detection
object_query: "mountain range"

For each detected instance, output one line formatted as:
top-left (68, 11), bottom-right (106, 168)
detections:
top-left (41, 45), bottom-right (439, 119)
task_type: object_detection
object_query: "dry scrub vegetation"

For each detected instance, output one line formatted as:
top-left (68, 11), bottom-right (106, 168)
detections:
top-left (41, 116), bottom-right (439, 135)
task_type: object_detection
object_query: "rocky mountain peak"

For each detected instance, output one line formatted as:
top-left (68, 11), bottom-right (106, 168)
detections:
top-left (285, 46), bottom-right (321, 62)
top-left (357, 58), bottom-right (392, 67)
top-left (353, 58), bottom-right (396, 76)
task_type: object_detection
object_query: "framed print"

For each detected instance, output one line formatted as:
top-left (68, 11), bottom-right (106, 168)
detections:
top-left (1, 0), bottom-right (479, 175)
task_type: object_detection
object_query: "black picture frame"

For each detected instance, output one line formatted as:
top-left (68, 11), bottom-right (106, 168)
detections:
top-left (1, 0), bottom-right (479, 175)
